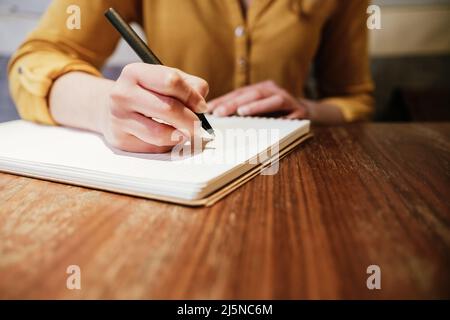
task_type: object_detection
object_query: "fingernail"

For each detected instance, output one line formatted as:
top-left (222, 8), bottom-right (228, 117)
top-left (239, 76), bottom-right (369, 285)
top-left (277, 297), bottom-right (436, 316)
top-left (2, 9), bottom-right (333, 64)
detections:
top-left (237, 107), bottom-right (249, 116)
top-left (213, 106), bottom-right (226, 117)
top-left (196, 101), bottom-right (208, 113)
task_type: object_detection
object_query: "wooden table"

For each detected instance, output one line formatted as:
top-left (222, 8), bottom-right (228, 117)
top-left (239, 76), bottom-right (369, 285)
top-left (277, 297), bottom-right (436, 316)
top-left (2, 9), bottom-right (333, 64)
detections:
top-left (0, 123), bottom-right (449, 299)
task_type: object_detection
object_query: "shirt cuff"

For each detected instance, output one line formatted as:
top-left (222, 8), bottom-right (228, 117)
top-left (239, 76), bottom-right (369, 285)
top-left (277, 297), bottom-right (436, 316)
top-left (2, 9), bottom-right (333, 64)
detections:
top-left (8, 51), bottom-right (102, 125)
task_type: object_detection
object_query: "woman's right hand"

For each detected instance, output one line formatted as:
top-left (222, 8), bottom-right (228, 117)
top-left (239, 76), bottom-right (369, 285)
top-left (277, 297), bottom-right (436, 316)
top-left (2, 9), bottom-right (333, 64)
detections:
top-left (101, 63), bottom-right (209, 153)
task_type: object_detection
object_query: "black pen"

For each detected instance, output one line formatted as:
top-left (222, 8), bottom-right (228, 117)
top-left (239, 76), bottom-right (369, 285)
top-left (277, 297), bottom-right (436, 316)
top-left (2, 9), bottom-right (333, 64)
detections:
top-left (104, 7), bottom-right (215, 136)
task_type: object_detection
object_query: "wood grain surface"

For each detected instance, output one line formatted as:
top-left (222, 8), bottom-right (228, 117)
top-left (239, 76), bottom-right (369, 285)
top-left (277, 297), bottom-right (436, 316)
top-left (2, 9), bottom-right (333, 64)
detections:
top-left (0, 123), bottom-right (449, 299)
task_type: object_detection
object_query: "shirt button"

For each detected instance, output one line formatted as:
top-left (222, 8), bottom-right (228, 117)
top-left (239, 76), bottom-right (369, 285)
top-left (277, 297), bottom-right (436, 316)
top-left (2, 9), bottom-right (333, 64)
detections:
top-left (234, 25), bottom-right (245, 37)
top-left (238, 58), bottom-right (247, 71)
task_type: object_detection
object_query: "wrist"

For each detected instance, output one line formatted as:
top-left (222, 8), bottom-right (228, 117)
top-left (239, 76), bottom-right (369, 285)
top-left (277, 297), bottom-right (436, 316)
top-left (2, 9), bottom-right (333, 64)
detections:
top-left (305, 100), bottom-right (346, 125)
top-left (298, 98), bottom-right (316, 121)
top-left (49, 72), bottom-right (115, 133)
top-left (95, 79), bottom-right (115, 135)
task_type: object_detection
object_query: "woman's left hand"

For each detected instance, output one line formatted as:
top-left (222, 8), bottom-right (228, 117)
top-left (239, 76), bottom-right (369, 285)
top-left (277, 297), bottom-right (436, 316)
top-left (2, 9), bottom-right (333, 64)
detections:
top-left (207, 80), bottom-right (310, 119)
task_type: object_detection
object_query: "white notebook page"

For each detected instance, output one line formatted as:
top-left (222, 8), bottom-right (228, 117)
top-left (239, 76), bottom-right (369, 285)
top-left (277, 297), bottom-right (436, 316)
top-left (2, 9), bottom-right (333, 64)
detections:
top-left (0, 116), bottom-right (310, 199)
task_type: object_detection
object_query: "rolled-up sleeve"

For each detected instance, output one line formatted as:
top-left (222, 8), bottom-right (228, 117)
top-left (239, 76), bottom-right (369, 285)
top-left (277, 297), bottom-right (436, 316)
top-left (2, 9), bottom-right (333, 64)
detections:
top-left (314, 0), bottom-right (375, 122)
top-left (7, 0), bottom-right (140, 125)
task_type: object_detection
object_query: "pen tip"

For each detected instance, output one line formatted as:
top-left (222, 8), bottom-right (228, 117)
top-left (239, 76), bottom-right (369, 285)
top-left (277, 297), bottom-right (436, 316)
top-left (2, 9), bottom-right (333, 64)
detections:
top-left (206, 129), bottom-right (215, 137)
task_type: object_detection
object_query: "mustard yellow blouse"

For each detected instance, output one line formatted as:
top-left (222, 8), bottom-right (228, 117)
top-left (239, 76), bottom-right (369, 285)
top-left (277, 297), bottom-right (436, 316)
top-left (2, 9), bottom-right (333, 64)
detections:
top-left (8, 0), bottom-right (374, 125)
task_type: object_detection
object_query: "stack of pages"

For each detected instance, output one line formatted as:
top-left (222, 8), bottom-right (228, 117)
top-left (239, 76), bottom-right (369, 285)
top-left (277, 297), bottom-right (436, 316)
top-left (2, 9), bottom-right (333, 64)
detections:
top-left (0, 116), bottom-right (311, 206)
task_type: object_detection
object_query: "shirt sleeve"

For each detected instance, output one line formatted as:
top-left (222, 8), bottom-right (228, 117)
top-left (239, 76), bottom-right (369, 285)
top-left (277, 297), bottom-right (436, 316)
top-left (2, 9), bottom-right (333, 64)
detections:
top-left (314, 0), bottom-right (375, 122)
top-left (7, 0), bottom-right (140, 125)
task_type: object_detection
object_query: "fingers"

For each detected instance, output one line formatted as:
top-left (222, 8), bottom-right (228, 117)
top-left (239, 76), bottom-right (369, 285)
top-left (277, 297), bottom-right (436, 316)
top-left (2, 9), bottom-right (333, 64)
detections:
top-left (207, 89), bottom-right (245, 112)
top-left (178, 70), bottom-right (210, 98)
top-left (285, 110), bottom-right (308, 119)
top-left (207, 81), bottom-right (278, 115)
top-left (105, 116), bottom-right (176, 153)
top-left (114, 133), bottom-right (174, 154)
top-left (105, 63), bottom-right (210, 153)
top-left (120, 63), bottom-right (208, 113)
top-left (123, 112), bottom-right (185, 147)
top-left (110, 84), bottom-right (200, 138)
top-left (212, 89), bottom-right (264, 116)
top-left (207, 80), bottom-right (310, 120)
top-left (236, 95), bottom-right (286, 116)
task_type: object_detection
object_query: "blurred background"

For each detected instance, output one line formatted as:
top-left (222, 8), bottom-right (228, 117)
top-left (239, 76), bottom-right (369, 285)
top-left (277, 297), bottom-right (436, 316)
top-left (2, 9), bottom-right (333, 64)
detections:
top-left (1, 0), bottom-right (449, 122)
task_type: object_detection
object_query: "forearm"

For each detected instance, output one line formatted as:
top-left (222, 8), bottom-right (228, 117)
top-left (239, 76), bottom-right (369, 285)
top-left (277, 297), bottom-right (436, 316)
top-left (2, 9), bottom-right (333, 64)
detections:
top-left (49, 72), bottom-right (114, 133)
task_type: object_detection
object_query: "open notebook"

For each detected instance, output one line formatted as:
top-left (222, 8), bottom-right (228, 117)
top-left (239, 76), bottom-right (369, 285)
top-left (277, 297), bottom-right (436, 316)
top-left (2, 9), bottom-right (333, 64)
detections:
top-left (0, 117), bottom-right (311, 206)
